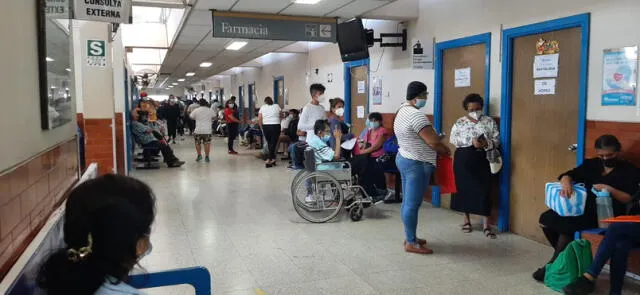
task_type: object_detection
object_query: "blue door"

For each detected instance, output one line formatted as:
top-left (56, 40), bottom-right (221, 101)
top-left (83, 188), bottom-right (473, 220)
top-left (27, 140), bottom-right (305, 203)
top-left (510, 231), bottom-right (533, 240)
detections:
top-left (238, 86), bottom-right (244, 124)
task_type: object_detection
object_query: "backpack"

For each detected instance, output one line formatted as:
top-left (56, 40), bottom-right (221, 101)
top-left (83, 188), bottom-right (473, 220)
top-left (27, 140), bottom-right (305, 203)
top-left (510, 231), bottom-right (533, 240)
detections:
top-left (383, 135), bottom-right (399, 154)
top-left (544, 239), bottom-right (593, 292)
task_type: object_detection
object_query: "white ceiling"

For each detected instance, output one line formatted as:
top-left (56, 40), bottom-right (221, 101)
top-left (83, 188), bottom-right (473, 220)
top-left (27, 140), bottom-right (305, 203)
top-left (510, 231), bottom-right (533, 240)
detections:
top-left (155, 0), bottom-right (418, 88)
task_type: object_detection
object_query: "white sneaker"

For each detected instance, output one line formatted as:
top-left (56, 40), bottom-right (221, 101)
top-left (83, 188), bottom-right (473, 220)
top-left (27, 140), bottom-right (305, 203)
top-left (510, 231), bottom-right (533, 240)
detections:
top-left (305, 194), bottom-right (314, 203)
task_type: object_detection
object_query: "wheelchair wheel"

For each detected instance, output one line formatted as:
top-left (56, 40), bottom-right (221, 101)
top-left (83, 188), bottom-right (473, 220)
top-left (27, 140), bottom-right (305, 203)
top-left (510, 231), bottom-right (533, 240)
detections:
top-left (349, 204), bottom-right (364, 221)
top-left (292, 172), bottom-right (344, 223)
top-left (290, 170), bottom-right (309, 197)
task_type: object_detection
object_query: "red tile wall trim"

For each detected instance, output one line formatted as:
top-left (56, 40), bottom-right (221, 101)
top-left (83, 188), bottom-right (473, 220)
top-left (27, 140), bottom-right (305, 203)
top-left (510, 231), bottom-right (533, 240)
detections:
top-left (84, 118), bottom-right (114, 175)
top-left (0, 138), bottom-right (79, 280)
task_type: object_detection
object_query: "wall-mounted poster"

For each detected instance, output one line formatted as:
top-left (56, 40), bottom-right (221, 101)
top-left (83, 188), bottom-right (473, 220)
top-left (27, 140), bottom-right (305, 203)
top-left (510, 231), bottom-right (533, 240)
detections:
top-left (372, 76), bottom-right (382, 105)
top-left (602, 46), bottom-right (638, 106)
top-left (454, 67), bottom-right (471, 88)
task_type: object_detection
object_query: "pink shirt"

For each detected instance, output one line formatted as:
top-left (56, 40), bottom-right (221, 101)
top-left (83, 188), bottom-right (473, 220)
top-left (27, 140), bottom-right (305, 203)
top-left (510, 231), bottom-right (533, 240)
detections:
top-left (362, 127), bottom-right (389, 158)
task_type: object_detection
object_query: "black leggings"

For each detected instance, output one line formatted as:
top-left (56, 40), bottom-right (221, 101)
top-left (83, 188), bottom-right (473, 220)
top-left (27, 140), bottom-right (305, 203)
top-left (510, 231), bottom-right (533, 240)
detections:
top-left (263, 124), bottom-right (280, 161)
top-left (167, 119), bottom-right (177, 139)
top-left (227, 123), bottom-right (239, 152)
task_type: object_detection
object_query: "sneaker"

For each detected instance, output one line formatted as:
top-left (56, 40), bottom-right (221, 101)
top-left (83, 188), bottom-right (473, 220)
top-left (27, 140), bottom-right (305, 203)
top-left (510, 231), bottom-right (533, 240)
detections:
top-left (205, 156), bottom-right (210, 162)
top-left (562, 276), bottom-right (595, 295)
top-left (168, 160), bottom-right (185, 168)
top-left (196, 155), bottom-right (203, 162)
top-left (532, 267), bottom-right (546, 282)
top-left (372, 194), bottom-right (385, 205)
top-left (305, 194), bottom-right (314, 203)
top-left (228, 151), bottom-right (238, 155)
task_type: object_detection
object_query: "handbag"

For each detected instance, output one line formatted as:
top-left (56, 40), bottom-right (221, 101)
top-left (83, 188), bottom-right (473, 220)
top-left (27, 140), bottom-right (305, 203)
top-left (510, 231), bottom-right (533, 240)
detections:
top-left (544, 239), bottom-right (593, 292)
top-left (436, 156), bottom-right (457, 194)
top-left (545, 182), bottom-right (587, 217)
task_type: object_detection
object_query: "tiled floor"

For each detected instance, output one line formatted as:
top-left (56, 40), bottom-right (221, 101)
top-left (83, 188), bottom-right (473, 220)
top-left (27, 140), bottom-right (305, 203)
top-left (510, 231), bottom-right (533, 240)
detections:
top-left (132, 137), bottom-right (640, 295)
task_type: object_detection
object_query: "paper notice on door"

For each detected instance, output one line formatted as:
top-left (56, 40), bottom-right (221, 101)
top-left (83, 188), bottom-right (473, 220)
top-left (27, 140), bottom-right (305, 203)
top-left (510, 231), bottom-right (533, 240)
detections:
top-left (533, 53), bottom-right (559, 78)
top-left (357, 81), bottom-right (366, 94)
top-left (534, 79), bottom-right (556, 95)
top-left (357, 106), bottom-right (365, 118)
top-left (454, 67), bottom-right (471, 88)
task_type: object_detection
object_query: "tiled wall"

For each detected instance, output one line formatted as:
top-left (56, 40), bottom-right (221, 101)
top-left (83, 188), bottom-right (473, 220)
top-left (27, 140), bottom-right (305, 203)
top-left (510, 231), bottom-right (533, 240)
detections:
top-left (585, 120), bottom-right (640, 165)
top-left (0, 138), bottom-right (79, 279)
top-left (83, 118), bottom-right (114, 175)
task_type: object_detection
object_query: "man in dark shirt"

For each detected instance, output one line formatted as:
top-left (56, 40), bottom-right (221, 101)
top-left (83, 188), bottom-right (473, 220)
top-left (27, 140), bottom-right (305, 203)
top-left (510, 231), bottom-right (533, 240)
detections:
top-left (131, 110), bottom-right (185, 168)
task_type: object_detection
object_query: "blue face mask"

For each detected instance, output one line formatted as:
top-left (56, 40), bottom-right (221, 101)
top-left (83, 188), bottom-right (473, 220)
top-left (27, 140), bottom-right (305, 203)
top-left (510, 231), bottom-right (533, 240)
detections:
top-left (322, 134), bottom-right (331, 142)
top-left (415, 99), bottom-right (427, 108)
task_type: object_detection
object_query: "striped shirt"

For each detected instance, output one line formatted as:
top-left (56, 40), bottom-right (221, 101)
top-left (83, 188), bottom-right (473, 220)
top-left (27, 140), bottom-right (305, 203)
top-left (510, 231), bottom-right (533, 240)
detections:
top-left (393, 103), bottom-right (437, 164)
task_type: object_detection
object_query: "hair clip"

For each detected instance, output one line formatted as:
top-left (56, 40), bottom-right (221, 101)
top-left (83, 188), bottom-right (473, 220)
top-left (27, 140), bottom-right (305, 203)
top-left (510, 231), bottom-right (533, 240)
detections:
top-left (67, 234), bottom-right (93, 262)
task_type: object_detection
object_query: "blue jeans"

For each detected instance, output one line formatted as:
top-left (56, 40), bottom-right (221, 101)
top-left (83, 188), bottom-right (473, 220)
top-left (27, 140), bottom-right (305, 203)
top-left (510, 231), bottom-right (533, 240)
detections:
top-left (396, 154), bottom-right (435, 244)
top-left (586, 222), bottom-right (640, 295)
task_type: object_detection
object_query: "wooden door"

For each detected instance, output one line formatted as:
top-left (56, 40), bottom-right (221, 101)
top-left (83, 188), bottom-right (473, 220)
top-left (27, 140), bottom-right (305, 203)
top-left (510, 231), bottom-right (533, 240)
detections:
top-left (441, 43), bottom-right (487, 208)
top-left (510, 28), bottom-right (581, 242)
top-left (277, 79), bottom-right (285, 109)
top-left (350, 65), bottom-right (368, 136)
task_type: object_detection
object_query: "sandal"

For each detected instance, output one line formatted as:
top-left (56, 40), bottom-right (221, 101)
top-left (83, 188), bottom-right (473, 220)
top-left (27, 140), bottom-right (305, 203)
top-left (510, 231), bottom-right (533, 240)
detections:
top-left (483, 228), bottom-right (497, 239)
top-left (461, 222), bottom-right (473, 233)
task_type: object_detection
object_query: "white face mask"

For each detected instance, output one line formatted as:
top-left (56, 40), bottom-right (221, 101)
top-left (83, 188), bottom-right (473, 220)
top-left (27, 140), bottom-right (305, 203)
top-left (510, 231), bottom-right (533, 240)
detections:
top-left (334, 107), bottom-right (345, 117)
top-left (229, 103), bottom-right (235, 108)
top-left (317, 95), bottom-right (326, 103)
top-left (469, 111), bottom-right (483, 120)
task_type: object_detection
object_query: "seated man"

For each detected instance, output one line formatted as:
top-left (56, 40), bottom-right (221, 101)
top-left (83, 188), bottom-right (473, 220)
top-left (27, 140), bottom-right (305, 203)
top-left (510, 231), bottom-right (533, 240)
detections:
top-left (308, 120), bottom-right (385, 204)
top-left (131, 110), bottom-right (185, 168)
top-left (240, 111), bottom-right (263, 148)
top-left (279, 109), bottom-right (300, 159)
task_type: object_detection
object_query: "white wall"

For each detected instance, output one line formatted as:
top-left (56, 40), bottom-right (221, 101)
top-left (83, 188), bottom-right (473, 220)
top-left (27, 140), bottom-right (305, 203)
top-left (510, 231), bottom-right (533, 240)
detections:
top-left (416, 0), bottom-right (640, 121)
top-left (0, 1), bottom-right (77, 171)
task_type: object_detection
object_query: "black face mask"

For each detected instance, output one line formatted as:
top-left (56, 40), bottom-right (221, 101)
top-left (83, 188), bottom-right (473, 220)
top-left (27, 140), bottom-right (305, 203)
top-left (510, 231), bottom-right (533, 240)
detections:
top-left (602, 158), bottom-right (618, 168)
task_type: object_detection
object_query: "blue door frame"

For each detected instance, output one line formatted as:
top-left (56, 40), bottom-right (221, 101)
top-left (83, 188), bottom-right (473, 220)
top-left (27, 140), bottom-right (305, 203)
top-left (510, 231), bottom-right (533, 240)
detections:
top-left (499, 13), bottom-right (590, 232)
top-left (273, 76), bottom-right (284, 105)
top-left (343, 59), bottom-right (370, 125)
top-left (248, 83), bottom-right (255, 118)
top-left (432, 33), bottom-right (492, 208)
top-left (238, 86), bottom-right (244, 123)
top-left (124, 69), bottom-right (133, 173)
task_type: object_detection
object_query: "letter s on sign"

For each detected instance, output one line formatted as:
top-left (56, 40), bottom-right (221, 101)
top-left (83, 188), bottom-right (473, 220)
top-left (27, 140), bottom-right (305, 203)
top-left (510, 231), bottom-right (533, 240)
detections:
top-left (89, 41), bottom-right (103, 56)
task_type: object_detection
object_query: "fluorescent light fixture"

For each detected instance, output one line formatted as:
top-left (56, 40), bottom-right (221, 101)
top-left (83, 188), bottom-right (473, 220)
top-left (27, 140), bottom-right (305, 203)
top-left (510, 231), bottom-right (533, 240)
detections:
top-left (172, 82), bottom-right (179, 85)
top-left (185, 72), bottom-right (195, 77)
top-left (200, 62), bottom-right (212, 68)
top-left (166, 87), bottom-right (171, 90)
top-left (46, 57), bottom-right (55, 62)
top-left (294, 0), bottom-right (322, 4)
top-left (50, 86), bottom-right (57, 89)
top-left (65, 68), bottom-right (71, 72)
top-left (168, 85), bottom-right (174, 88)
top-left (177, 78), bottom-right (185, 82)
top-left (226, 41), bottom-right (248, 51)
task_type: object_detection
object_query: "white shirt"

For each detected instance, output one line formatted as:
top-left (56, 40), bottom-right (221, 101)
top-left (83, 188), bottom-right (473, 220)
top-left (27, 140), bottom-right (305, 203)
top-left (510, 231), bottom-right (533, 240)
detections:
top-left (450, 115), bottom-right (500, 149)
top-left (297, 102), bottom-right (327, 141)
top-left (259, 104), bottom-right (282, 125)
top-left (281, 115), bottom-right (292, 130)
top-left (393, 103), bottom-right (437, 164)
top-left (189, 106), bottom-right (216, 134)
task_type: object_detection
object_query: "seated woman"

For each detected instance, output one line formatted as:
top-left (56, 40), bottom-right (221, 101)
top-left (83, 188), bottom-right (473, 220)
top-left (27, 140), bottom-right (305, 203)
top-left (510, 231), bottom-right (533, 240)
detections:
top-left (38, 174), bottom-right (156, 295)
top-left (563, 218), bottom-right (640, 295)
top-left (533, 135), bottom-right (639, 282)
top-left (327, 98), bottom-right (354, 156)
top-left (308, 119), bottom-right (385, 204)
top-left (355, 112), bottom-right (391, 199)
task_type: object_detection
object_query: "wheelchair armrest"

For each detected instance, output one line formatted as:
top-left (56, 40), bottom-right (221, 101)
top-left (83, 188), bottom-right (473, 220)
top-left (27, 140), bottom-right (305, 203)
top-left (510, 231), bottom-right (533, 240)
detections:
top-left (317, 160), bottom-right (350, 170)
top-left (575, 228), bottom-right (608, 240)
top-left (128, 267), bottom-right (211, 295)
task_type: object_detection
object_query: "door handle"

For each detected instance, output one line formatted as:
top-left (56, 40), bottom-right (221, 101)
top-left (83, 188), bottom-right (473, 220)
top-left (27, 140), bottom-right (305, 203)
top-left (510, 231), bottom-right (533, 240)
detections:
top-left (568, 144), bottom-right (578, 152)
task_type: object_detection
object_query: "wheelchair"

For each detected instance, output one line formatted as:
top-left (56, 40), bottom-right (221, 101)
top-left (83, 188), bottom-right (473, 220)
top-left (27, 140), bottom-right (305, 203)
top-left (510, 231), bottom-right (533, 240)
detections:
top-left (291, 149), bottom-right (373, 223)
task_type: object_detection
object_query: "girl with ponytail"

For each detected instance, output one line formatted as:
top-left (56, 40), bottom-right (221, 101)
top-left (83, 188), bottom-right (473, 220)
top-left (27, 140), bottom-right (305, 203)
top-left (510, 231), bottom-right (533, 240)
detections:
top-left (38, 174), bottom-right (156, 295)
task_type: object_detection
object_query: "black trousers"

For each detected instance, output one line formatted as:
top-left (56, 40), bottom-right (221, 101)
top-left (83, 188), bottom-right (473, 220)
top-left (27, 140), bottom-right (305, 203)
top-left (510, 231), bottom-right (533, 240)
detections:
top-left (263, 124), bottom-right (280, 161)
top-left (142, 141), bottom-right (177, 163)
top-left (227, 123), bottom-right (239, 152)
top-left (167, 119), bottom-right (178, 139)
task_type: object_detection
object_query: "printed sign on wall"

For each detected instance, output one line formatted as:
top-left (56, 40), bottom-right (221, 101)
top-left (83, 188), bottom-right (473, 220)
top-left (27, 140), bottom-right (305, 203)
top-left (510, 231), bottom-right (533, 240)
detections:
top-left (75, 0), bottom-right (132, 24)
top-left (601, 46), bottom-right (638, 106)
top-left (535, 79), bottom-right (556, 95)
top-left (86, 39), bottom-right (107, 68)
top-left (46, 0), bottom-right (70, 19)
top-left (533, 53), bottom-right (559, 78)
top-left (454, 67), bottom-right (471, 88)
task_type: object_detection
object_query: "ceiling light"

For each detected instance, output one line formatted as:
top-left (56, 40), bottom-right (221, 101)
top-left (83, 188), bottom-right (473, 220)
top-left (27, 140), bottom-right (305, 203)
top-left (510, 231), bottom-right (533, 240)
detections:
top-left (177, 78), bottom-right (185, 82)
top-left (65, 68), bottom-right (71, 72)
top-left (226, 41), bottom-right (248, 51)
top-left (166, 87), bottom-right (171, 90)
top-left (50, 86), bottom-right (57, 89)
top-left (294, 0), bottom-right (322, 4)
top-left (46, 57), bottom-right (55, 62)
top-left (200, 62), bottom-right (212, 68)
top-left (172, 82), bottom-right (179, 85)
top-left (185, 72), bottom-right (195, 77)
top-left (168, 85), bottom-right (174, 88)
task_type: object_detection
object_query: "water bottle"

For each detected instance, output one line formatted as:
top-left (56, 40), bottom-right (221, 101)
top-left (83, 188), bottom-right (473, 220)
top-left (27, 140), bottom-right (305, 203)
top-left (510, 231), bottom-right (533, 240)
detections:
top-left (592, 187), bottom-right (613, 228)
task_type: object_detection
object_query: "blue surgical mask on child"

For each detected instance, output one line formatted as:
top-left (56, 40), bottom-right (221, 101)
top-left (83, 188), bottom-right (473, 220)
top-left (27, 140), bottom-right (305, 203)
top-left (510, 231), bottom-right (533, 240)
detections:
top-left (366, 120), bottom-right (380, 129)
top-left (322, 134), bottom-right (331, 142)
top-left (415, 99), bottom-right (427, 108)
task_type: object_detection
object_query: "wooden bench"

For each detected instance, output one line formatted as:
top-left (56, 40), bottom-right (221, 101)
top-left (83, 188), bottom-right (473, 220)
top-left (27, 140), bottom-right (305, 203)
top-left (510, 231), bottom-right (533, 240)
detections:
top-left (0, 164), bottom-right (212, 294)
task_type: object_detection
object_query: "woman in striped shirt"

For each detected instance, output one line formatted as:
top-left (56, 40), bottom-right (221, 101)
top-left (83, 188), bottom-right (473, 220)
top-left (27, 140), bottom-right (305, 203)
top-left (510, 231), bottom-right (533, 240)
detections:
top-left (394, 81), bottom-right (450, 255)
